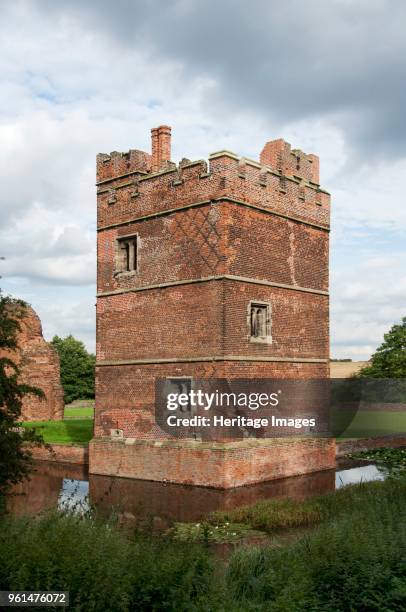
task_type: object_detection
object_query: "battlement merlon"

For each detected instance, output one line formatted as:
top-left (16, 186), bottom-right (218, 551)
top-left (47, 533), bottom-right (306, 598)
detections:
top-left (96, 126), bottom-right (321, 187)
top-left (96, 149), bottom-right (152, 182)
top-left (260, 138), bottom-right (320, 185)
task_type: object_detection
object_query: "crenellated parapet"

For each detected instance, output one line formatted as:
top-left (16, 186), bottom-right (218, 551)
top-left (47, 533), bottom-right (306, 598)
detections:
top-left (96, 139), bottom-right (330, 232)
top-left (96, 149), bottom-right (152, 183)
top-left (96, 126), bottom-right (330, 298)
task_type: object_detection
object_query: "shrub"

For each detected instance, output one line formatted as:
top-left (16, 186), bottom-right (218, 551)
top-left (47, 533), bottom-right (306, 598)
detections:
top-left (0, 512), bottom-right (218, 611)
top-left (210, 497), bottom-right (323, 533)
top-left (51, 335), bottom-right (95, 404)
top-left (1, 479), bottom-right (406, 610)
top-left (227, 478), bottom-right (406, 611)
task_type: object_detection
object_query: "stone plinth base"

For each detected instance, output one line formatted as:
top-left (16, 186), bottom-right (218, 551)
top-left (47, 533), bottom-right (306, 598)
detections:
top-left (89, 437), bottom-right (336, 489)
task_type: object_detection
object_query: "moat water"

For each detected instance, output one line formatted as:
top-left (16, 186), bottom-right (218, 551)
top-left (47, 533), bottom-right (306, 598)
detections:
top-left (6, 460), bottom-right (387, 525)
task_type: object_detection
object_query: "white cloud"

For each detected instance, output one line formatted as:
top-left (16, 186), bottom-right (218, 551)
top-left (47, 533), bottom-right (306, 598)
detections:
top-left (39, 298), bottom-right (96, 353)
top-left (0, 0), bottom-right (405, 358)
top-left (331, 250), bottom-right (406, 359)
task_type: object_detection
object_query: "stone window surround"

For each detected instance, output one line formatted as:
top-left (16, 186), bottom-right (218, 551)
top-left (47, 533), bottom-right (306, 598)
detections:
top-left (114, 232), bottom-right (139, 277)
top-left (248, 300), bottom-right (272, 344)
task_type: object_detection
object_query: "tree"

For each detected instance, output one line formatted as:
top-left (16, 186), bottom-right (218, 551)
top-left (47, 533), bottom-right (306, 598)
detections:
top-left (0, 292), bottom-right (44, 495)
top-left (358, 317), bottom-right (406, 378)
top-left (51, 335), bottom-right (95, 404)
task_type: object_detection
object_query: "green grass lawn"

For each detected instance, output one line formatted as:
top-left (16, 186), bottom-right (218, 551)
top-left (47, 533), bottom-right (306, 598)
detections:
top-left (336, 410), bottom-right (406, 438)
top-left (64, 406), bottom-right (94, 419)
top-left (22, 419), bottom-right (93, 445)
top-left (23, 409), bottom-right (405, 445)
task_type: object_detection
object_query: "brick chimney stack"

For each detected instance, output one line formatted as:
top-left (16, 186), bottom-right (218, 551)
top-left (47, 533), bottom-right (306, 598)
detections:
top-left (151, 125), bottom-right (171, 172)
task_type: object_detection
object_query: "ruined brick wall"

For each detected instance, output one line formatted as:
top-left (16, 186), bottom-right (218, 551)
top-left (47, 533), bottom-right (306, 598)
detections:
top-left (2, 305), bottom-right (64, 421)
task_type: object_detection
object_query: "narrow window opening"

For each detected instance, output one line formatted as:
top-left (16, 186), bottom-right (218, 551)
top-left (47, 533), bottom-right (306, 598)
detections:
top-left (116, 235), bottom-right (137, 274)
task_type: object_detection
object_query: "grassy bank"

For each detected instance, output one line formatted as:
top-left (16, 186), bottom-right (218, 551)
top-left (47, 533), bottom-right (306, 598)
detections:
top-left (22, 400), bottom-right (95, 445)
top-left (227, 479), bottom-right (406, 611)
top-left (64, 405), bottom-right (94, 419)
top-left (338, 409), bottom-right (406, 438)
top-left (0, 512), bottom-right (217, 611)
top-left (22, 419), bottom-right (93, 445)
top-left (1, 477), bottom-right (406, 610)
top-left (173, 469), bottom-right (405, 541)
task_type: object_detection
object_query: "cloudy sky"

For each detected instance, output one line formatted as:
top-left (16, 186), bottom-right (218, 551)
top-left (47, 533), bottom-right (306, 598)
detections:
top-left (0, 0), bottom-right (405, 359)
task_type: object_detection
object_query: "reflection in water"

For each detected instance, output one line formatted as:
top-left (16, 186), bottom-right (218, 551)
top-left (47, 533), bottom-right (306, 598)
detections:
top-left (58, 479), bottom-right (90, 513)
top-left (7, 462), bottom-right (87, 517)
top-left (6, 460), bottom-right (387, 525)
top-left (335, 464), bottom-right (386, 489)
top-left (90, 469), bottom-right (335, 525)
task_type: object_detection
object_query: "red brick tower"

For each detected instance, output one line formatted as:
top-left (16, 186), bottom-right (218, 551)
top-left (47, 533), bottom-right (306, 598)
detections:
top-left (89, 126), bottom-right (335, 487)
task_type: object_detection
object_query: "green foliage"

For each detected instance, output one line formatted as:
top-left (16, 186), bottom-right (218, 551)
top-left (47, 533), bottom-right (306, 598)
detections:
top-left (0, 512), bottom-right (218, 612)
top-left (51, 335), bottom-right (95, 404)
top-left (1, 478), bottom-right (406, 610)
top-left (359, 317), bottom-right (406, 378)
top-left (22, 419), bottom-right (93, 445)
top-left (0, 292), bottom-right (44, 495)
top-left (171, 520), bottom-right (266, 544)
top-left (227, 478), bottom-right (406, 611)
top-left (209, 475), bottom-right (406, 536)
top-left (211, 497), bottom-right (323, 533)
top-left (350, 447), bottom-right (406, 476)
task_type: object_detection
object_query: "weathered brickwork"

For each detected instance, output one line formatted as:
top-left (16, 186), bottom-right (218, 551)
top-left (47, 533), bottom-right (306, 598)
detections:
top-left (90, 126), bottom-right (335, 487)
top-left (96, 283), bottom-right (327, 364)
top-left (89, 438), bottom-right (336, 489)
top-left (1, 305), bottom-right (64, 421)
top-left (94, 361), bottom-right (328, 440)
top-left (29, 443), bottom-right (88, 464)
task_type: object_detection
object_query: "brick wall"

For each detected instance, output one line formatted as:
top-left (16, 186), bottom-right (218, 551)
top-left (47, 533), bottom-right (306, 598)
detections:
top-left (1, 305), bottom-right (64, 421)
top-left (91, 127), bottom-right (334, 486)
top-left (94, 360), bottom-right (328, 439)
top-left (29, 443), bottom-right (89, 465)
top-left (89, 437), bottom-right (336, 488)
top-left (260, 138), bottom-right (320, 184)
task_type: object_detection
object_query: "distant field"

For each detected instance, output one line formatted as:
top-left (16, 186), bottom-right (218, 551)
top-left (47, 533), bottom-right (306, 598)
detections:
top-left (23, 419), bottom-right (93, 445)
top-left (66, 399), bottom-right (95, 407)
top-left (330, 361), bottom-right (368, 378)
